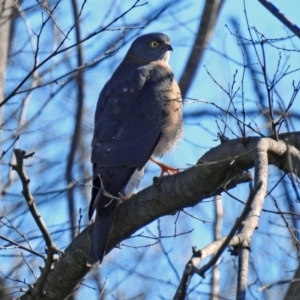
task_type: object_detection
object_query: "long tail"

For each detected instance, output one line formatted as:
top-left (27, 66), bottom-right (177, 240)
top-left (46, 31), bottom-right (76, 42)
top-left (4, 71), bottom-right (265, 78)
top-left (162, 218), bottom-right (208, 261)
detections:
top-left (88, 205), bottom-right (117, 264)
top-left (88, 166), bottom-right (136, 264)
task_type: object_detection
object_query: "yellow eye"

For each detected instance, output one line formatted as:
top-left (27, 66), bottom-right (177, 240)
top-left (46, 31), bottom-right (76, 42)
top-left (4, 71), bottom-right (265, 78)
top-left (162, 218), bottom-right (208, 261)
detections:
top-left (150, 41), bottom-right (159, 48)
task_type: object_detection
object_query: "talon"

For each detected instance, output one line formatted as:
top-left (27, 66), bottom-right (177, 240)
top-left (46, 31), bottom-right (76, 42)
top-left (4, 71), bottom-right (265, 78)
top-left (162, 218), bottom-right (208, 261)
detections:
top-left (122, 193), bottom-right (135, 200)
top-left (150, 157), bottom-right (179, 177)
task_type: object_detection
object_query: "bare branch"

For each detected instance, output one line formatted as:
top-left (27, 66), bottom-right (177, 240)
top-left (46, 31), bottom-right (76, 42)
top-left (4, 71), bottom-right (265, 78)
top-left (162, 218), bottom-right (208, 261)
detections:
top-left (258, 0), bottom-right (300, 38)
top-left (179, 0), bottom-right (225, 97)
top-left (9, 149), bottom-right (58, 253)
top-left (0, 0), bottom-right (146, 107)
top-left (16, 132), bottom-right (300, 300)
top-left (0, 234), bottom-right (44, 258)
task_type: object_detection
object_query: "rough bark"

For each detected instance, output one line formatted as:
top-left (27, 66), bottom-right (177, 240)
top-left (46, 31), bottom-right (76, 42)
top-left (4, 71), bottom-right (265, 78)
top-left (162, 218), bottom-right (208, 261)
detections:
top-left (18, 131), bottom-right (300, 300)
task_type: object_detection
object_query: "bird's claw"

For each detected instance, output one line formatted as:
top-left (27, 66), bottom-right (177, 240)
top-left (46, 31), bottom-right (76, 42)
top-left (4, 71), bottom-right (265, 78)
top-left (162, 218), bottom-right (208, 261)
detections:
top-left (150, 157), bottom-right (180, 177)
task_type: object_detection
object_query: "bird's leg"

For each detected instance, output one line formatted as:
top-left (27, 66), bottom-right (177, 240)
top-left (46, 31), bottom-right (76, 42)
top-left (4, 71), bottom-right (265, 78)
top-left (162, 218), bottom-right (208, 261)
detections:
top-left (119, 191), bottom-right (135, 201)
top-left (150, 157), bottom-right (179, 177)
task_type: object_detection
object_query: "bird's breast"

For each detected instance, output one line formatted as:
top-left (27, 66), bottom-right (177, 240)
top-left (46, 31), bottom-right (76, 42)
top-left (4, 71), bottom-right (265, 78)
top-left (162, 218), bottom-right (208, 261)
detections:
top-left (153, 79), bottom-right (183, 157)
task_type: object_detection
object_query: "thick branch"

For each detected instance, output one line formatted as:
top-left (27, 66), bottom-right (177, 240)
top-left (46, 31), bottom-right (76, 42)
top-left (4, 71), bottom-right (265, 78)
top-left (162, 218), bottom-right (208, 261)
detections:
top-left (179, 0), bottom-right (224, 97)
top-left (20, 132), bottom-right (300, 300)
top-left (173, 185), bottom-right (258, 300)
top-left (174, 135), bottom-right (294, 299)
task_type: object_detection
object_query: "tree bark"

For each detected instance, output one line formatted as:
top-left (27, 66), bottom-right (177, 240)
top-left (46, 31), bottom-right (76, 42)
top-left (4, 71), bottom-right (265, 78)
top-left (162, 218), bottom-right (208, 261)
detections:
top-left (18, 132), bottom-right (300, 300)
top-left (0, 0), bottom-right (15, 186)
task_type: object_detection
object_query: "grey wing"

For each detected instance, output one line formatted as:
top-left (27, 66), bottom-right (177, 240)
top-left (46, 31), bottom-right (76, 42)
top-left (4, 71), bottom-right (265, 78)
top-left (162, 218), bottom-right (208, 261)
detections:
top-left (90, 65), bottom-right (164, 217)
top-left (89, 63), bottom-right (178, 263)
top-left (92, 66), bottom-right (163, 171)
top-left (88, 65), bottom-right (165, 263)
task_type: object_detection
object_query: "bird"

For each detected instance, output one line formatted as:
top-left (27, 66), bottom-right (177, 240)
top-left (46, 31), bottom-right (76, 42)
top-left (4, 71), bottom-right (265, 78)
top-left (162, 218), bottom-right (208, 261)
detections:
top-left (88, 32), bottom-right (183, 264)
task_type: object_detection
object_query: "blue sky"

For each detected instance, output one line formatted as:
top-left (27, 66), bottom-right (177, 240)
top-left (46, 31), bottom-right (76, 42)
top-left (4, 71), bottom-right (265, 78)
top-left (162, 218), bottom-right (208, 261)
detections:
top-left (1, 0), bottom-right (300, 299)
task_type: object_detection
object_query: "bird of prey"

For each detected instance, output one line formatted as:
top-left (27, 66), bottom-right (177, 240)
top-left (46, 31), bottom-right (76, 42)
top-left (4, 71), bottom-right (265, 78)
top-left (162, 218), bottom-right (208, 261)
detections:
top-left (89, 32), bottom-right (183, 264)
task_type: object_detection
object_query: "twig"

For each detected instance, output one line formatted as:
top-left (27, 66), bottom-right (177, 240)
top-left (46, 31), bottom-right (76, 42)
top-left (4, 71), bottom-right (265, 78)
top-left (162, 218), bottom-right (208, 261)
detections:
top-left (10, 149), bottom-right (59, 254)
top-left (21, 252), bottom-right (37, 281)
top-left (129, 229), bottom-right (194, 240)
top-left (157, 219), bottom-right (180, 281)
top-left (1, 0), bottom-right (146, 107)
top-left (0, 270), bottom-right (30, 287)
top-left (36, 0), bottom-right (67, 38)
top-left (121, 241), bottom-right (159, 249)
top-left (1, 216), bottom-right (33, 250)
top-left (185, 95), bottom-right (264, 137)
top-left (182, 209), bottom-right (211, 223)
top-left (273, 198), bottom-right (300, 249)
top-left (0, 234), bottom-right (44, 258)
top-left (0, 135), bottom-right (19, 161)
top-left (77, 208), bottom-right (83, 236)
top-left (258, 278), bottom-right (300, 291)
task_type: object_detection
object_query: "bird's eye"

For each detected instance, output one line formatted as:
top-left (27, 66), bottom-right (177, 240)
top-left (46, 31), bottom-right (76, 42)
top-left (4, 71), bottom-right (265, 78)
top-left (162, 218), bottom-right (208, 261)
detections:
top-left (150, 41), bottom-right (159, 48)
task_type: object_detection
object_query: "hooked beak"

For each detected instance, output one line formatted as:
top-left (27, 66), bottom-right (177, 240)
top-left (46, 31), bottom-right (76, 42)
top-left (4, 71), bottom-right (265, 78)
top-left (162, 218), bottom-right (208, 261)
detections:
top-left (166, 43), bottom-right (173, 51)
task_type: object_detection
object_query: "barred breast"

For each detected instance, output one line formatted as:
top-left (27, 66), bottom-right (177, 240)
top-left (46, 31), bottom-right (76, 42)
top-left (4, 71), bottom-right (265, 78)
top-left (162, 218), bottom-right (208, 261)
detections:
top-left (152, 62), bottom-right (183, 157)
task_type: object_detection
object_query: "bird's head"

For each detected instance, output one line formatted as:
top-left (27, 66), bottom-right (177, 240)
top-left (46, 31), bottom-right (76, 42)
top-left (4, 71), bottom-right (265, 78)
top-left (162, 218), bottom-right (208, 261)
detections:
top-left (127, 32), bottom-right (173, 63)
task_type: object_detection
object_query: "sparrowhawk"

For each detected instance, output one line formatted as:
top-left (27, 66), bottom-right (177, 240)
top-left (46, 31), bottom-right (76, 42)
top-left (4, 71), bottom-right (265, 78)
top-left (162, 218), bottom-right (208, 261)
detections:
top-left (89, 32), bottom-right (183, 264)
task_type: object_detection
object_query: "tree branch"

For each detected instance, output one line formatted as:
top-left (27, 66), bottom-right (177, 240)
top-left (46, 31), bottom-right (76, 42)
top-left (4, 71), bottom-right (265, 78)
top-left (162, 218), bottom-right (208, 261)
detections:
top-left (9, 149), bottom-right (58, 253)
top-left (19, 131), bottom-right (300, 300)
top-left (179, 0), bottom-right (225, 97)
top-left (10, 149), bottom-right (61, 298)
top-left (258, 0), bottom-right (300, 38)
top-left (174, 132), bottom-right (299, 299)
top-left (0, 0), bottom-right (145, 107)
